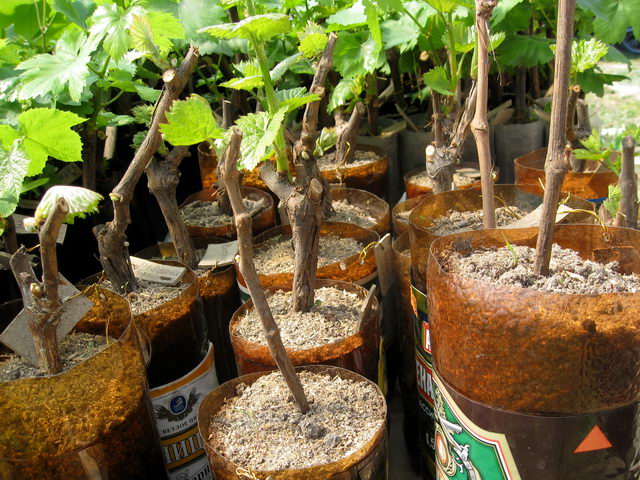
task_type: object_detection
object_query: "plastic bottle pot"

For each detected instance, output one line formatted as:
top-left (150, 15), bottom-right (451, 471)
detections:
top-left (0, 287), bottom-right (165, 479)
top-left (197, 365), bottom-right (388, 480)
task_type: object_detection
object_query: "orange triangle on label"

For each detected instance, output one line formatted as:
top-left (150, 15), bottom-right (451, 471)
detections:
top-left (573, 425), bottom-right (613, 453)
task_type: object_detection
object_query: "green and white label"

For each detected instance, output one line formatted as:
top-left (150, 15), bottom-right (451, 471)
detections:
top-left (433, 373), bottom-right (521, 480)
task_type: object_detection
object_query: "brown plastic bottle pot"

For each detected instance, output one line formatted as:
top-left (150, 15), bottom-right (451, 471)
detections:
top-left (0, 287), bottom-right (165, 479)
top-left (197, 365), bottom-right (388, 479)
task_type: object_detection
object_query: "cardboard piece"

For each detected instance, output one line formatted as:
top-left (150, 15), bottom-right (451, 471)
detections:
top-left (198, 241), bottom-right (239, 269)
top-left (501, 204), bottom-right (572, 230)
top-left (130, 256), bottom-right (186, 285)
top-left (0, 276), bottom-right (94, 367)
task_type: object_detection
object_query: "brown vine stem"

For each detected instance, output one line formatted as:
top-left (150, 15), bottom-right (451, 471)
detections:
top-left (533, 0), bottom-right (576, 276)
top-left (335, 102), bottom-right (365, 166)
top-left (222, 128), bottom-right (310, 413)
top-left (614, 136), bottom-right (638, 229)
top-left (10, 198), bottom-right (68, 374)
top-left (147, 146), bottom-right (197, 269)
top-left (261, 34), bottom-right (337, 312)
top-left (93, 47), bottom-right (199, 293)
top-left (471, 0), bottom-right (497, 229)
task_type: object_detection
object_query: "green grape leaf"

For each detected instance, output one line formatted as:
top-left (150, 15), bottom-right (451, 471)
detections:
top-left (334, 32), bottom-right (381, 78)
top-left (179, 0), bottom-right (228, 55)
top-left (199, 14), bottom-right (290, 41)
top-left (18, 108), bottom-right (85, 176)
top-left (314, 127), bottom-right (337, 157)
top-left (276, 88), bottom-right (320, 112)
top-left (497, 34), bottom-right (553, 67)
top-left (52, 0), bottom-right (96, 29)
top-left (489, 31), bottom-right (506, 52)
top-left (131, 11), bottom-right (184, 61)
top-left (327, 1), bottom-right (367, 30)
top-left (423, 0), bottom-right (461, 13)
top-left (577, 70), bottom-right (627, 97)
top-left (135, 83), bottom-right (162, 102)
top-left (491, 0), bottom-right (524, 25)
top-left (160, 94), bottom-right (223, 146)
top-left (298, 22), bottom-right (327, 58)
top-left (0, 140), bottom-right (30, 219)
top-left (236, 108), bottom-right (287, 171)
top-left (96, 112), bottom-right (136, 129)
top-left (35, 185), bottom-right (103, 224)
top-left (593, 0), bottom-right (640, 45)
top-left (381, 15), bottom-right (421, 53)
top-left (270, 53), bottom-right (302, 83)
top-left (16, 30), bottom-right (100, 102)
top-left (369, 0), bottom-right (403, 12)
top-left (89, 4), bottom-right (131, 61)
top-left (363, 0), bottom-right (382, 48)
top-left (0, 125), bottom-right (20, 150)
top-left (220, 76), bottom-right (264, 90)
top-left (571, 38), bottom-right (608, 75)
top-left (423, 66), bottom-right (455, 96)
top-left (328, 77), bottom-right (363, 112)
top-left (603, 184), bottom-right (621, 218)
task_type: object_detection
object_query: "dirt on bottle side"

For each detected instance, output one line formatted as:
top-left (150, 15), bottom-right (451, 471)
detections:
top-left (208, 370), bottom-right (385, 471)
top-left (329, 199), bottom-right (377, 229)
top-left (317, 150), bottom-right (380, 171)
top-left (0, 333), bottom-right (111, 381)
top-left (237, 287), bottom-right (364, 349)
top-left (429, 206), bottom-right (528, 236)
top-left (444, 243), bottom-right (640, 294)
top-left (181, 198), bottom-right (266, 227)
top-left (253, 235), bottom-right (363, 275)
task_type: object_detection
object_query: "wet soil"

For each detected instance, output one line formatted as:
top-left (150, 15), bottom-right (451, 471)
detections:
top-left (237, 287), bottom-right (364, 349)
top-left (254, 235), bottom-right (363, 275)
top-left (445, 243), bottom-right (640, 294)
top-left (208, 370), bottom-right (385, 471)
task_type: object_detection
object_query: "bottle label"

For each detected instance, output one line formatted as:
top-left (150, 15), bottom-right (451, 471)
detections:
top-left (433, 372), bottom-right (519, 480)
top-left (150, 342), bottom-right (218, 480)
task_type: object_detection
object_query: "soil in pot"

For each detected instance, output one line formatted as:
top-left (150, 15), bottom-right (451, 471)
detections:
top-left (425, 225), bottom-right (640, 478)
top-left (404, 164), bottom-right (499, 199)
top-left (254, 235), bottom-right (363, 275)
top-left (514, 147), bottom-right (618, 201)
top-left (240, 223), bottom-right (379, 299)
top-left (230, 280), bottom-right (381, 383)
top-left (445, 243), bottom-right (640, 294)
top-left (136, 238), bottom-right (241, 383)
top-left (198, 365), bottom-right (388, 479)
top-left (0, 287), bottom-right (165, 479)
top-left (208, 370), bottom-right (385, 470)
top-left (427, 205), bottom-right (528, 236)
top-left (408, 184), bottom-right (596, 293)
top-left (238, 287), bottom-right (365, 350)
top-left (181, 187), bottom-right (275, 239)
top-left (329, 187), bottom-right (390, 235)
top-left (181, 198), bottom-right (266, 228)
top-left (317, 145), bottom-right (389, 197)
